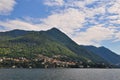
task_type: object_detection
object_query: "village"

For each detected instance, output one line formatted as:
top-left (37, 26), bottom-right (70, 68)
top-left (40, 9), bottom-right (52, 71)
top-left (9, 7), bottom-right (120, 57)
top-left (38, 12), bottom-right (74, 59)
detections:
top-left (0, 55), bottom-right (78, 68)
top-left (0, 54), bottom-right (109, 68)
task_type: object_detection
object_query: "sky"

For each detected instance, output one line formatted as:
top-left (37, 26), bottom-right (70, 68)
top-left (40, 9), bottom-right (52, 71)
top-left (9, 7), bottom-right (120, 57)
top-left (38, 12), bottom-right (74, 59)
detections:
top-left (0, 0), bottom-right (120, 54)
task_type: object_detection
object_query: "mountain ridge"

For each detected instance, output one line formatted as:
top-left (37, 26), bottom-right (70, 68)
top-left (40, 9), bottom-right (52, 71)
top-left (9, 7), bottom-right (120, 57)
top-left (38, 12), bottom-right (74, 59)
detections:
top-left (0, 28), bottom-right (119, 68)
top-left (83, 45), bottom-right (120, 64)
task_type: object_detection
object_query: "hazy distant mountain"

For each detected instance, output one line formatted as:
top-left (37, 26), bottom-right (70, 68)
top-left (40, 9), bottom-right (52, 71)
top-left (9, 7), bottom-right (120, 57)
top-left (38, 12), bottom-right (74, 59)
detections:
top-left (83, 46), bottom-right (120, 65)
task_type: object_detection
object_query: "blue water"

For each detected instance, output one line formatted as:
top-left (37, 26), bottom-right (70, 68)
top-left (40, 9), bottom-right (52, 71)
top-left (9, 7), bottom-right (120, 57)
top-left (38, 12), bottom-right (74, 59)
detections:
top-left (0, 69), bottom-right (120, 80)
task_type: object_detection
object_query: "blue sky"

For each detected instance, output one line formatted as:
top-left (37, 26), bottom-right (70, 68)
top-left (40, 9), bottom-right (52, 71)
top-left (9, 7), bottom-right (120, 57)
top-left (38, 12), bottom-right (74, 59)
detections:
top-left (0, 0), bottom-right (120, 54)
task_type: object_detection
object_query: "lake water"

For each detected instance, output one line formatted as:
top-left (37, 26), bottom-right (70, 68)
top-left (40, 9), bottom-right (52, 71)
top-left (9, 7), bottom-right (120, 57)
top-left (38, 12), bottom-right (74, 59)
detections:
top-left (0, 69), bottom-right (120, 80)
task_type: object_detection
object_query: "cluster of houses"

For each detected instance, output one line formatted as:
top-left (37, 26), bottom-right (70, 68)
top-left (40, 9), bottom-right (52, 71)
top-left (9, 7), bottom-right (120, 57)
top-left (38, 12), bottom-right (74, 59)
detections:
top-left (0, 54), bottom-right (108, 68)
top-left (33, 54), bottom-right (77, 68)
top-left (0, 55), bottom-right (78, 68)
top-left (0, 57), bottom-right (29, 63)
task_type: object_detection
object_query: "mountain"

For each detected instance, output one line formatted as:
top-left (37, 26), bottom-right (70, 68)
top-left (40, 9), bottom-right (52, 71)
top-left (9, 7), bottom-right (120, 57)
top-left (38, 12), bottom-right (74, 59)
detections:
top-left (0, 30), bottom-right (77, 59)
top-left (0, 28), bottom-right (117, 68)
top-left (0, 29), bottom-right (28, 37)
top-left (83, 46), bottom-right (120, 65)
top-left (0, 29), bottom-right (28, 41)
top-left (46, 28), bottom-right (107, 63)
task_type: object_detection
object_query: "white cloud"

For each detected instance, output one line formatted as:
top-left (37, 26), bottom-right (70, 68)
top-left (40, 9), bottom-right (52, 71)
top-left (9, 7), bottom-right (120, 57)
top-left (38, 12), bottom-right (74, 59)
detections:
top-left (107, 0), bottom-right (120, 24)
top-left (84, 6), bottom-right (106, 18)
top-left (115, 32), bottom-right (120, 42)
top-left (0, 20), bottom-right (40, 31)
top-left (41, 8), bottom-right (85, 35)
top-left (0, 0), bottom-right (16, 15)
top-left (0, 19), bottom-right (53, 32)
top-left (73, 25), bottom-right (115, 46)
top-left (44, 0), bottom-right (64, 6)
top-left (108, 1), bottom-right (120, 15)
top-left (108, 15), bottom-right (119, 20)
top-left (44, 0), bottom-right (97, 8)
top-left (109, 19), bottom-right (120, 24)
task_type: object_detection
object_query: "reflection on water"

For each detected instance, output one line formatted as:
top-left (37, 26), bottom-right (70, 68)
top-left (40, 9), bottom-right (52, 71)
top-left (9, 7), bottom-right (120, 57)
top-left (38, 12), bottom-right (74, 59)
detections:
top-left (0, 69), bottom-right (120, 80)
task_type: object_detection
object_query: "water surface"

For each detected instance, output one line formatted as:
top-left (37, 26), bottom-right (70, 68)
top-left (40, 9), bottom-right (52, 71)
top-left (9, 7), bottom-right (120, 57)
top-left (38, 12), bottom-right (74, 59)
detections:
top-left (0, 69), bottom-right (120, 80)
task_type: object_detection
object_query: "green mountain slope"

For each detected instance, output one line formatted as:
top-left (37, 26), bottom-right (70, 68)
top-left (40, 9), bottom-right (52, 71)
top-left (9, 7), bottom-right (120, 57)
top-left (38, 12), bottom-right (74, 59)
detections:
top-left (0, 28), bottom-right (109, 64)
top-left (0, 31), bottom-right (77, 59)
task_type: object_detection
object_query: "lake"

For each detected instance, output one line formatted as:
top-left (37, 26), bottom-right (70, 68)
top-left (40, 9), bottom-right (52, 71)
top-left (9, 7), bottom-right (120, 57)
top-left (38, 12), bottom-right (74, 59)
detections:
top-left (0, 69), bottom-right (120, 80)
